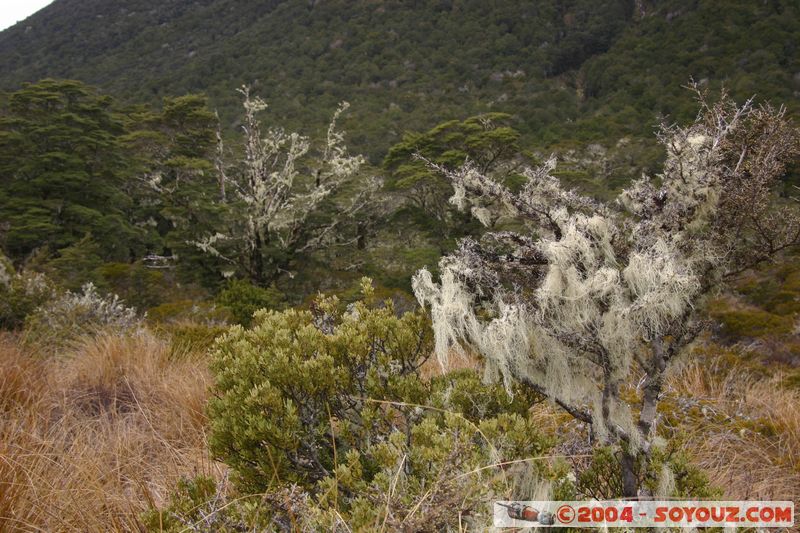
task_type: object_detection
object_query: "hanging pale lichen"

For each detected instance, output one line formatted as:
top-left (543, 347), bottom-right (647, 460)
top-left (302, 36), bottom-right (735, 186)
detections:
top-left (192, 86), bottom-right (380, 282)
top-left (413, 89), bottom-right (800, 497)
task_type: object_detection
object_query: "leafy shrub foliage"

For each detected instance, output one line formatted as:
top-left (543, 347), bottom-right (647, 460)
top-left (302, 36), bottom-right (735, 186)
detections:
top-left (574, 446), bottom-right (717, 501)
top-left (147, 300), bottom-right (230, 325)
top-left (156, 322), bottom-right (229, 359)
top-left (150, 280), bottom-right (555, 530)
top-left (0, 253), bottom-right (54, 329)
top-left (710, 301), bottom-right (795, 338)
top-left (214, 279), bottom-right (286, 326)
top-left (24, 283), bottom-right (141, 348)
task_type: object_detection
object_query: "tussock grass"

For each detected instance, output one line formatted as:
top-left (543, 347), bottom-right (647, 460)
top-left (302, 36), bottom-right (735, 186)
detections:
top-left (0, 331), bottom-right (224, 532)
top-left (2, 327), bottom-right (798, 531)
top-left (670, 358), bottom-right (800, 503)
top-left (418, 347), bottom-right (482, 381)
top-left (521, 346), bottom-right (800, 504)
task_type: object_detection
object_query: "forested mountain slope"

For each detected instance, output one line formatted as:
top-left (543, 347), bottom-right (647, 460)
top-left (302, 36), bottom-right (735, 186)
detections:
top-left (2, 4), bottom-right (800, 528)
top-left (1, 0), bottom-right (797, 163)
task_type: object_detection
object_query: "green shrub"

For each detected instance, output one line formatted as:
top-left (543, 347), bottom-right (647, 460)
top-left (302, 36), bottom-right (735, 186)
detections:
top-left (41, 235), bottom-right (105, 292)
top-left (0, 255), bottom-right (55, 329)
top-left (574, 446), bottom-right (718, 501)
top-left (712, 306), bottom-right (794, 338)
top-left (157, 321), bottom-right (229, 358)
top-left (149, 279), bottom-right (723, 530)
top-left (141, 476), bottom-right (299, 532)
top-left (155, 280), bottom-right (555, 530)
top-left (147, 299), bottom-right (230, 325)
top-left (95, 261), bottom-right (170, 310)
top-left (735, 259), bottom-right (800, 316)
top-left (215, 279), bottom-right (286, 326)
top-left (23, 283), bottom-right (141, 350)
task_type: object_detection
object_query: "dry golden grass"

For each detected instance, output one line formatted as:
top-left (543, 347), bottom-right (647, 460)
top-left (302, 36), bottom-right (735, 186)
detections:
top-left (2, 327), bottom-right (798, 531)
top-left (418, 348), bottom-right (483, 381)
top-left (513, 347), bottom-right (800, 505)
top-left (0, 331), bottom-right (224, 533)
top-left (669, 357), bottom-right (800, 503)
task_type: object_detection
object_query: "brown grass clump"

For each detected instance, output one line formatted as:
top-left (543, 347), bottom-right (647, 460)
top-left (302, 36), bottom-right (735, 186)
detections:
top-left (418, 348), bottom-right (483, 381)
top-left (0, 331), bottom-right (224, 532)
top-left (668, 355), bottom-right (800, 503)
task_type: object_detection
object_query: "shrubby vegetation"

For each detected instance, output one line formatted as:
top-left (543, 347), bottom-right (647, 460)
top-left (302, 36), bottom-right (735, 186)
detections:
top-left (0, 76), bottom-right (797, 529)
top-left (413, 91), bottom-right (800, 496)
top-left (24, 282), bottom-right (142, 349)
top-left (0, 251), bottom-right (53, 329)
top-left (1, 1), bottom-right (799, 529)
top-left (149, 281), bottom-right (560, 530)
top-left (214, 278), bottom-right (285, 326)
top-left (145, 280), bottom-right (725, 531)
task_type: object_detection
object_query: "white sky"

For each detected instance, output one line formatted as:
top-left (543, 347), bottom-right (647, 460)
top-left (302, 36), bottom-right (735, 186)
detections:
top-left (0, 0), bottom-right (55, 32)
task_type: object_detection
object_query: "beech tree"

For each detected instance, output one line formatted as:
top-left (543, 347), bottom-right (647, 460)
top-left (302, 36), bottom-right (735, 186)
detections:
top-left (384, 113), bottom-right (523, 227)
top-left (195, 87), bottom-right (380, 284)
top-left (413, 91), bottom-right (800, 497)
top-left (123, 94), bottom-right (221, 284)
top-left (0, 79), bottom-right (143, 261)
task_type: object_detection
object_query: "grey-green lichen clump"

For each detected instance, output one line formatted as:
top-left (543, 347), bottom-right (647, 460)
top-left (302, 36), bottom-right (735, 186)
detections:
top-left (414, 90), bottom-right (800, 496)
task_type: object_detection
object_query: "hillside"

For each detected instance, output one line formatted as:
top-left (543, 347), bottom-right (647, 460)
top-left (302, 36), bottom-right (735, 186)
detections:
top-left (1, 0), bottom-right (798, 165)
top-left (1, 0), bottom-right (799, 301)
top-left (2, 2), bottom-right (800, 531)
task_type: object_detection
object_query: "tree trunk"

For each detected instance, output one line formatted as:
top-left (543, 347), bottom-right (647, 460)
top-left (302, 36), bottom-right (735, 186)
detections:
top-left (356, 221), bottom-right (366, 250)
top-left (250, 231), bottom-right (265, 284)
top-left (621, 448), bottom-right (639, 498)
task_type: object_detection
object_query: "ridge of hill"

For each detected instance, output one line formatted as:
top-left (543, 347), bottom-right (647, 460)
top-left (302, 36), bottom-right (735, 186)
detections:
top-left (1, 0), bottom-right (797, 165)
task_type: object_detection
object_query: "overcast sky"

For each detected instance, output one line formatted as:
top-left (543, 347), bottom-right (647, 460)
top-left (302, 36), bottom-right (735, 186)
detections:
top-left (1, 0), bottom-right (55, 32)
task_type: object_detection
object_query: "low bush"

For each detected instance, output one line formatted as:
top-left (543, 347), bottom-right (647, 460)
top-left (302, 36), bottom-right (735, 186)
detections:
top-left (735, 258), bottom-right (800, 316)
top-left (95, 261), bottom-right (171, 310)
top-left (23, 283), bottom-right (142, 350)
top-left (215, 279), bottom-right (286, 326)
top-left (148, 280), bottom-right (555, 531)
top-left (708, 298), bottom-right (795, 338)
top-left (147, 299), bottom-right (230, 325)
top-left (0, 254), bottom-right (54, 329)
top-left (157, 321), bottom-right (229, 358)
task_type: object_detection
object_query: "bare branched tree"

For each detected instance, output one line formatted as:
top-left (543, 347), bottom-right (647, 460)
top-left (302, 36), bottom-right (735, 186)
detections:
top-left (413, 90), bottom-right (800, 497)
top-left (196, 87), bottom-right (380, 283)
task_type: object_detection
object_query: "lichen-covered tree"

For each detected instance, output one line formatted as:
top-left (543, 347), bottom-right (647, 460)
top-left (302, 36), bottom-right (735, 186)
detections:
top-left (195, 87), bottom-right (380, 284)
top-left (413, 91), bottom-right (800, 497)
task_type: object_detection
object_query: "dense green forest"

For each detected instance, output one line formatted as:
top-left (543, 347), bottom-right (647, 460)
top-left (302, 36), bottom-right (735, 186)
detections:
top-left (2, 0), bottom-right (798, 164)
top-left (1, 0), bottom-right (798, 308)
top-left (2, 1), bottom-right (800, 530)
